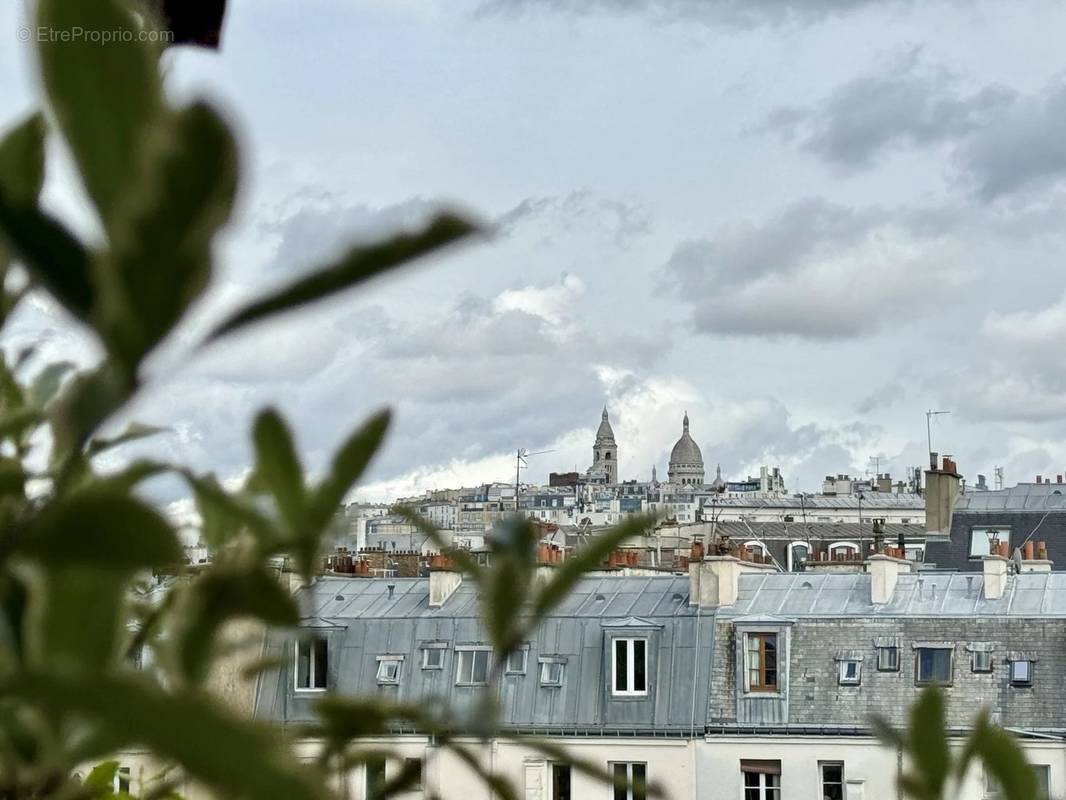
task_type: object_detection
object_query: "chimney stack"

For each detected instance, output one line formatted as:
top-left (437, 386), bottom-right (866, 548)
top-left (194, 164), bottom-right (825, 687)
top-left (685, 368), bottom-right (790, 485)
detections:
top-left (982, 555), bottom-right (1009, 600)
top-left (689, 555), bottom-right (774, 609)
top-left (429, 556), bottom-right (462, 607)
top-left (867, 553), bottom-right (913, 604)
top-left (925, 456), bottom-right (962, 537)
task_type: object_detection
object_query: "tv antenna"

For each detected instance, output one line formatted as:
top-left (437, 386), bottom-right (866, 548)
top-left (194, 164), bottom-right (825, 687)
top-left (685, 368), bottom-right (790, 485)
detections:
top-left (514, 448), bottom-right (555, 511)
top-left (926, 409), bottom-right (951, 466)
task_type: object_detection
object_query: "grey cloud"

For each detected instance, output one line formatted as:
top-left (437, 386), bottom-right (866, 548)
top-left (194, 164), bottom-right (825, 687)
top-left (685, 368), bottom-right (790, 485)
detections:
top-left (762, 52), bottom-right (1066, 201)
top-left (761, 51), bottom-right (1012, 171)
top-left (661, 197), bottom-right (972, 339)
top-left (479, 0), bottom-right (907, 29)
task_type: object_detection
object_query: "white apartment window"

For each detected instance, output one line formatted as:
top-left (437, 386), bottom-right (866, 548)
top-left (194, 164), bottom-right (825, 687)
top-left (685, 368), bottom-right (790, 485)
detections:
top-left (986, 764), bottom-right (1050, 799)
top-left (969, 527), bottom-right (1010, 558)
top-left (877, 646), bottom-right (900, 672)
top-left (915, 647), bottom-right (953, 686)
top-left (294, 636), bottom-right (328, 691)
top-left (506, 648), bottom-right (528, 675)
top-left (539, 659), bottom-right (565, 687)
top-left (838, 659), bottom-right (861, 685)
top-left (113, 766), bottom-right (131, 794)
top-left (820, 762), bottom-right (845, 800)
top-left (611, 762), bottom-right (647, 800)
top-left (612, 638), bottom-right (648, 696)
top-left (741, 761), bottom-right (781, 800)
top-left (376, 656), bottom-right (403, 685)
top-left (422, 646), bottom-right (445, 670)
top-left (1010, 659), bottom-right (1034, 687)
top-left (456, 648), bottom-right (491, 686)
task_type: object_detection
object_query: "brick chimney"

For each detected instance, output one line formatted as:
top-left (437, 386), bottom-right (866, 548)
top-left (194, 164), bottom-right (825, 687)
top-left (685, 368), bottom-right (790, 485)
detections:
top-left (689, 555), bottom-right (775, 609)
top-left (925, 455), bottom-right (961, 537)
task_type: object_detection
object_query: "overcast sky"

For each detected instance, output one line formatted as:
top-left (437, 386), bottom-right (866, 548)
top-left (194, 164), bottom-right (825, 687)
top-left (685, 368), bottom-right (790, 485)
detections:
top-left (4, 0), bottom-right (1066, 502)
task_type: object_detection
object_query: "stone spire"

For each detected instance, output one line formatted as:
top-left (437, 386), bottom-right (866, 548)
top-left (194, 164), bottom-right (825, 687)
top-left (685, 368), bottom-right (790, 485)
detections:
top-left (590, 406), bottom-right (618, 484)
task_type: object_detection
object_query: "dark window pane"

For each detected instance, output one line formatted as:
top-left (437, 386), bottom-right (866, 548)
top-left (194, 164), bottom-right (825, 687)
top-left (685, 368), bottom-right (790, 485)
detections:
top-left (366, 757), bottom-right (387, 800)
top-left (764, 667), bottom-right (776, 687)
top-left (615, 640), bottom-right (628, 692)
top-left (473, 651), bottom-right (489, 684)
top-left (613, 764), bottom-right (628, 800)
top-left (632, 763), bottom-right (647, 800)
top-left (551, 764), bottom-right (571, 800)
top-left (743, 771), bottom-right (759, 788)
top-left (764, 636), bottom-right (776, 654)
top-left (933, 649), bottom-right (951, 681)
top-left (744, 791), bottom-right (759, 800)
top-left (313, 637), bottom-right (328, 688)
top-left (822, 765), bottom-right (842, 783)
top-left (634, 640), bottom-right (646, 692)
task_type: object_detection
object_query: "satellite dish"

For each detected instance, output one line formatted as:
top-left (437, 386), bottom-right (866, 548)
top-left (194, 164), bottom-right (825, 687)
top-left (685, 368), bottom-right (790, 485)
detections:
top-left (1012, 547), bottom-right (1023, 573)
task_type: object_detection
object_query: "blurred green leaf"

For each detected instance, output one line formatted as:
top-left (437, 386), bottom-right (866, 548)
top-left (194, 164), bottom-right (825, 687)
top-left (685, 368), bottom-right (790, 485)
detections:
top-left (208, 213), bottom-right (479, 341)
top-left (0, 113), bottom-right (46, 208)
top-left (50, 362), bottom-right (137, 465)
top-left (907, 688), bottom-right (950, 800)
top-left (84, 760), bottom-right (120, 793)
top-left (99, 101), bottom-right (238, 368)
top-left (9, 672), bottom-right (326, 800)
top-left (28, 361), bottom-right (75, 409)
top-left (184, 470), bottom-right (275, 551)
top-left (87, 422), bottom-right (169, 457)
top-left (0, 199), bottom-right (95, 323)
top-left (36, 0), bottom-right (163, 232)
top-left (972, 717), bottom-right (1039, 800)
top-left (252, 409), bottom-right (307, 533)
top-left (173, 566), bottom-right (298, 685)
top-left (309, 409), bottom-right (390, 528)
top-left (0, 408), bottom-right (43, 444)
top-left (17, 487), bottom-right (181, 570)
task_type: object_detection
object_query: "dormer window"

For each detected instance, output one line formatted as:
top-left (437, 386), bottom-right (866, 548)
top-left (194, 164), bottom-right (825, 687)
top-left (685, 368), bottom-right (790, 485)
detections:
top-left (612, 638), bottom-right (647, 696)
top-left (838, 659), bottom-right (861, 685)
top-left (376, 656), bottom-right (403, 685)
top-left (1010, 659), bottom-right (1034, 687)
top-left (456, 647), bottom-right (491, 686)
top-left (539, 657), bottom-right (566, 687)
top-left (745, 633), bottom-right (778, 693)
top-left (295, 635), bottom-right (328, 692)
top-left (877, 646), bottom-right (900, 672)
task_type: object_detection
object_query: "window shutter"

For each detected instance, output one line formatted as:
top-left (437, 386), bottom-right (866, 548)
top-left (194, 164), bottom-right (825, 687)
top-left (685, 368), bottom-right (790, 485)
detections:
top-left (740, 759), bottom-right (781, 775)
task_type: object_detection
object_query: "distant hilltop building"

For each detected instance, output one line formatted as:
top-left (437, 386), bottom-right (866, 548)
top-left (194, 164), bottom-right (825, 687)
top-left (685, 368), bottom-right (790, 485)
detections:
top-left (668, 412), bottom-right (704, 486)
top-left (585, 406), bottom-right (618, 485)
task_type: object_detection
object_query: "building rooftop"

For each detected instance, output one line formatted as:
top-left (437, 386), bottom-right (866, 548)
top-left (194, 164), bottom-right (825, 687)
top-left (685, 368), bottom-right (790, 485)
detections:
top-left (957, 483), bottom-right (1066, 512)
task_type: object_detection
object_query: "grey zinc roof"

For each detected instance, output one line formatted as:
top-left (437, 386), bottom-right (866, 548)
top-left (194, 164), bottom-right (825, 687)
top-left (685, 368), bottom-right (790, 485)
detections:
top-left (710, 521), bottom-right (922, 541)
top-left (957, 483), bottom-right (1066, 512)
top-left (705, 494), bottom-right (924, 510)
top-left (722, 571), bottom-right (1066, 618)
top-left (255, 575), bottom-right (715, 733)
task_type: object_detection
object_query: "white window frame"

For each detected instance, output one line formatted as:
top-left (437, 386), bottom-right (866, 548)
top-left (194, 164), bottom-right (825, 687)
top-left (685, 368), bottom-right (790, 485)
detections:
top-left (294, 636), bottom-right (328, 692)
top-left (742, 540), bottom-right (766, 558)
top-left (829, 541), bottom-right (859, 559)
top-left (969, 527), bottom-right (1010, 559)
top-left (741, 768), bottom-right (781, 800)
top-left (455, 647), bottom-right (491, 686)
top-left (376, 655), bottom-right (404, 685)
top-left (819, 761), bottom-right (845, 800)
top-left (838, 659), bottom-right (861, 685)
top-left (610, 761), bottom-right (647, 800)
top-left (506, 648), bottom-right (528, 675)
top-left (539, 659), bottom-right (565, 687)
top-left (422, 646), bottom-right (445, 670)
top-left (915, 646), bottom-right (953, 687)
top-left (786, 542), bottom-right (810, 572)
top-left (612, 638), bottom-right (648, 697)
top-left (1010, 659), bottom-right (1033, 687)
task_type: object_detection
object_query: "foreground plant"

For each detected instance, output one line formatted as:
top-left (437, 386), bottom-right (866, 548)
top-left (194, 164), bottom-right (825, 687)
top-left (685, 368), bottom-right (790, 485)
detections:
top-left (872, 689), bottom-right (1040, 800)
top-left (0, 2), bottom-right (655, 799)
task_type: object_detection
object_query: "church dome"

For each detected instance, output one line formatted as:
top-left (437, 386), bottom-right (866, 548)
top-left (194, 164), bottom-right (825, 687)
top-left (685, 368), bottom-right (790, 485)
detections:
top-left (669, 414), bottom-right (702, 464)
top-left (667, 412), bottom-right (705, 486)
